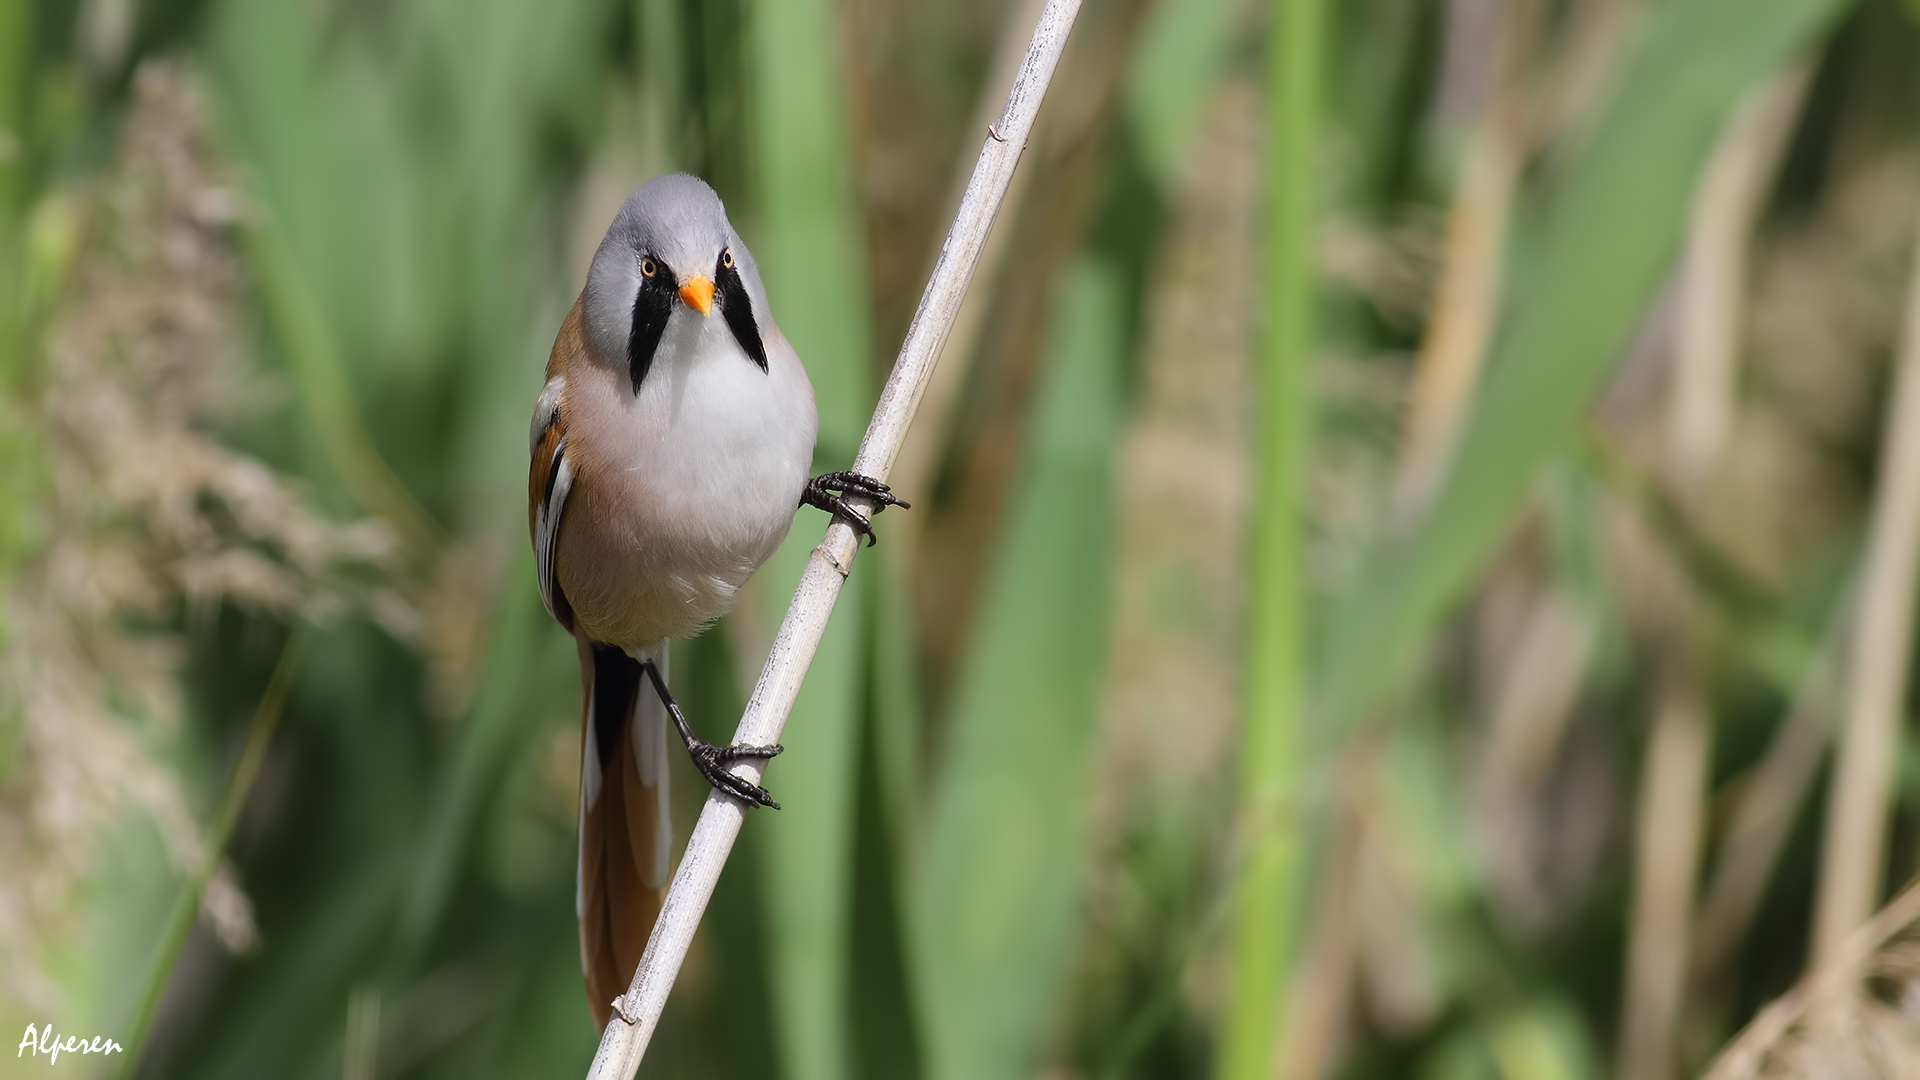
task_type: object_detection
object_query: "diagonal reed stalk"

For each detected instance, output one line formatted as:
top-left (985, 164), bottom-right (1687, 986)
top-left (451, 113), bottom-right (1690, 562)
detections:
top-left (1218, 0), bottom-right (1321, 1075)
top-left (581, 2), bottom-right (1082, 1074)
top-left (1391, 0), bottom-right (1528, 519)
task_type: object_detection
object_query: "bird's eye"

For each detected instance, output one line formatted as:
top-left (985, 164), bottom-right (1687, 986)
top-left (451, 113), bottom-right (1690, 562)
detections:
top-left (721, 249), bottom-right (735, 270)
top-left (640, 257), bottom-right (658, 278)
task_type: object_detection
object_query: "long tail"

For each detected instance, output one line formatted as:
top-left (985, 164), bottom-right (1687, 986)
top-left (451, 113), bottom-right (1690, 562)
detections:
top-left (575, 637), bottom-right (672, 1029)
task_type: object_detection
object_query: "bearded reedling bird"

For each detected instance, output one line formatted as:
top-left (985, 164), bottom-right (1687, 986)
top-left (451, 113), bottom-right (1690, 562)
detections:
top-left (528, 173), bottom-right (903, 1027)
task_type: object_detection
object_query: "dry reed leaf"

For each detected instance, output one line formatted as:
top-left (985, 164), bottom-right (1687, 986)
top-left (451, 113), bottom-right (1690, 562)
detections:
top-left (0, 62), bottom-right (405, 1014)
top-left (1705, 878), bottom-right (1920, 1079)
top-left (1094, 78), bottom-right (1260, 817)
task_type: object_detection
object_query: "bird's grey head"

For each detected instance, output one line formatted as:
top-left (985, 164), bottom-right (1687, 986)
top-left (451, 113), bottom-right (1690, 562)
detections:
top-left (582, 173), bottom-right (772, 394)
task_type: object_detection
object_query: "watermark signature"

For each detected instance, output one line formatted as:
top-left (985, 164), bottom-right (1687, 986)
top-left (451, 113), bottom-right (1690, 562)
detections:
top-left (16, 1025), bottom-right (124, 1065)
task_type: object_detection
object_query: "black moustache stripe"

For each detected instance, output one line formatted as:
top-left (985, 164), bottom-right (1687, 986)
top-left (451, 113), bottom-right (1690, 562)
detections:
top-left (627, 255), bottom-right (676, 394)
top-left (717, 260), bottom-right (769, 373)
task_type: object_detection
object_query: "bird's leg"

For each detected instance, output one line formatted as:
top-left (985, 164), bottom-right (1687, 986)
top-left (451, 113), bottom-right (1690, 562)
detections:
top-left (800, 470), bottom-right (910, 547)
top-left (639, 660), bottom-right (783, 809)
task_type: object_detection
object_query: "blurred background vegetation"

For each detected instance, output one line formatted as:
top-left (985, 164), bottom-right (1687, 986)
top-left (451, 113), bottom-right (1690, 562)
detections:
top-left (7, 0), bottom-right (1920, 1076)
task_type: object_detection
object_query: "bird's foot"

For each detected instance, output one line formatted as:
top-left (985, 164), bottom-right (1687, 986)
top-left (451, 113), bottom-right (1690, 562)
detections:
top-left (640, 658), bottom-right (783, 809)
top-left (801, 470), bottom-right (909, 547)
top-left (686, 737), bottom-right (784, 809)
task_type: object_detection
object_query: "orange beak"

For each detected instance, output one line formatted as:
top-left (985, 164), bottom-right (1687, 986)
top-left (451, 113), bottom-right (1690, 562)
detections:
top-left (678, 275), bottom-right (715, 316)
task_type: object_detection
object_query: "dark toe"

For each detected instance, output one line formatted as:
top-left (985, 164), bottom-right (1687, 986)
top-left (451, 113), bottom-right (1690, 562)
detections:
top-left (830, 496), bottom-right (878, 546)
top-left (721, 772), bottom-right (781, 809)
top-left (692, 744), bottom-right (782, 808)
top-left (844, 474), bottom-right (909, 510)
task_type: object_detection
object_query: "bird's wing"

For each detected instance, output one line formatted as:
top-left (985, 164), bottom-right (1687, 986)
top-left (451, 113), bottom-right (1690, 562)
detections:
top-left (530, 298), bottom-right (587, 630)
top-left (533, 295), bottom-right (674, 1027)
top-left (529, 377), bottom-right (575, 631)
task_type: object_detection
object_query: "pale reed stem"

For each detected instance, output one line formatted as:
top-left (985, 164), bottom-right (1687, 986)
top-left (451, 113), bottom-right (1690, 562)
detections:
top-left (1615, 64), bottom-right (1809, 1080)
top-left (1617, 674), bottom-right (1711, 1080)
top-left (1810, 206), bottom-right (1920, 966)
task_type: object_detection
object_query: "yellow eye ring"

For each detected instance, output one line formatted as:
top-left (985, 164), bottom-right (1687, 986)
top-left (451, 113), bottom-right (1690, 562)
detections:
top-left (640, 257), bottom-right (658, 278)
top-left (721, 249), bottom-right (735, 270)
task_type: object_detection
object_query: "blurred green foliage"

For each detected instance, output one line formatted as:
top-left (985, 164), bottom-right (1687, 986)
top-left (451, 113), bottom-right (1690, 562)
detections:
top-left (7, 0), bottom-right (1920, 1078)
top-left (912, 257), bottom-right (1123, 1080)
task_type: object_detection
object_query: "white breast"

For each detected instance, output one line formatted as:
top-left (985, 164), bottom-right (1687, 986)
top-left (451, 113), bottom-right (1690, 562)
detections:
top-left (561, 309), bottom-right (818, 647)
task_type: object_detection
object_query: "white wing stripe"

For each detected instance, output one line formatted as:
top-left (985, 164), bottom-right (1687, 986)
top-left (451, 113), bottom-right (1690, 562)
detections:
top-left (530, 375), bottom-right (565, 456)
top-left (535, 440), bottom-right (573, 623)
